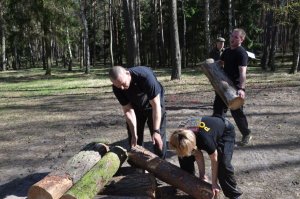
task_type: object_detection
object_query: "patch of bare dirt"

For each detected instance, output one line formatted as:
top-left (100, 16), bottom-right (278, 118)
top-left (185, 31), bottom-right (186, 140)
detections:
top-left (0, 75), bottom-right (299, 199)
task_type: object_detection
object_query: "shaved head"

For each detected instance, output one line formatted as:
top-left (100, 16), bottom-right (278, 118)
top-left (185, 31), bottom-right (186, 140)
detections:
top-left (109, 66), bottom-right (127, 81)
top-left (109, 66), bottom-right (131, 90)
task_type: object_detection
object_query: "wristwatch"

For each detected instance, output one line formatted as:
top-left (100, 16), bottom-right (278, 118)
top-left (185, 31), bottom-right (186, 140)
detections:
top-left (153, 129), bottom-right (160, 134)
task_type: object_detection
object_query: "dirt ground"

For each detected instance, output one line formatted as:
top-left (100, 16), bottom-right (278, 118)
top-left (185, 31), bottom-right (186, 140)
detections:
top-left (0, 71), bottom-right (299, 199)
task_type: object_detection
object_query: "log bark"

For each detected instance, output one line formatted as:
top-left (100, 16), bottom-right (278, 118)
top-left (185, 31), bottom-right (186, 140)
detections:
top-left (128, 145), bottom-right (213, 199)
top-left (95, 196), bottom-right (151, 199)
top-left (28, 143), bottom-right (109, 199)
top-left (100, 173), bottom-right (156, 198)
top-left (61, 146), bottom-right (128, 199)
top-left (201, 59), bottom-right (244, 110)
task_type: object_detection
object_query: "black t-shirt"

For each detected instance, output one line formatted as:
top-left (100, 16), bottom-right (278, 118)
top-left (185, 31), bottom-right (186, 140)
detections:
top-left (221, 46), bottom-right (248, 84)
top-left (181, 116), bottom-right (225, 155)
top-left (209, 47), bottom-right (224, 61)
top-left (112, 66), bottom-right (164, 111)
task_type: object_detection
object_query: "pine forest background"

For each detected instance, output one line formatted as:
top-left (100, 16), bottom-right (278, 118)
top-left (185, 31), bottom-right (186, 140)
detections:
top-left (0, 0), bottom-right (299, 79)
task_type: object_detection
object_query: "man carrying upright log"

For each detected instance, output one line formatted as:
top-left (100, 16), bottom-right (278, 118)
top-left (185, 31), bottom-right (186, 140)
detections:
top-left (213, 28), bottom-right (252, 146)
top-left (109, 66), bottom-right (167, 158)
top-left (169, 116), bottom-right (242, 199)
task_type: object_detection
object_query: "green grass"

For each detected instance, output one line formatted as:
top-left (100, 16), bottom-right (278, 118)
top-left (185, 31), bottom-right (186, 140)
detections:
top-left (0, 66), bottom-right (299, 98)
top-left (0, 67), bottom-right (112, 98)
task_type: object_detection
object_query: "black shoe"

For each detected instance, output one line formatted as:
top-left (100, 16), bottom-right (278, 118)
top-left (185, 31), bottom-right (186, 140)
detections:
top-left (240, 134), bottom-right (252, 146)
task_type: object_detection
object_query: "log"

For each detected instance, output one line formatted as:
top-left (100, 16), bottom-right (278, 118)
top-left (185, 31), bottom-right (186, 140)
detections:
top-left (100, 173), bottom-right (156, 198)
top-left (28, 142), bottom-right (109, 199)
top-left (128, 145), bottom-right (213, 199)
top-left (95, 196), bottom-right (151, 199)
top-left (61, 146), bottom-right (128, 199)
top-left (201, 58), bottom-right (244, 110)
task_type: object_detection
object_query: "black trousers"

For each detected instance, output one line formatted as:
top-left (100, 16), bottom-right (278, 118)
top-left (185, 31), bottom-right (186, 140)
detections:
top-left (126, 108), bottom-right (167, 159)
top-left (178, 120), bottom-right (242, 199)
top-left (213, 93), bottom-right (251, 136)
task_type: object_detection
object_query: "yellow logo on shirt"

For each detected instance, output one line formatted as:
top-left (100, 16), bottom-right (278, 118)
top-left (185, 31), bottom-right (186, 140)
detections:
top-left (198, 121), bottom-right (210, 132)
top-left (179, 117), bottom-right (211, 132)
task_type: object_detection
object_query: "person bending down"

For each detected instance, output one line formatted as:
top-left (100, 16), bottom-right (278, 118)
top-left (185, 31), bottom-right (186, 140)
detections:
top-left (169, 116), bottom-right (242, 199)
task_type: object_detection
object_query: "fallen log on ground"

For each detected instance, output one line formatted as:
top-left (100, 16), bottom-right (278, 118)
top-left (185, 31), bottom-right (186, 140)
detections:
top-left (128, 145), bottom-right (213, 199)
top-left (61, 146), bottom-right (128, 199)
top-left (28, 142), bottom-right (109, 199)
top-left (201, 58), bottom-right (244, 110)
top-left (100, 173), bottom-right (156, 198)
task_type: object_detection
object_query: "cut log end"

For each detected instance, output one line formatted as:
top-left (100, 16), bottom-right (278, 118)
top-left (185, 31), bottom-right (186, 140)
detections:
top-left (228, 97), bottom-right (244, 110)
top-left (28, 186), bottom-right (52, 199)
top-left (60, 194), bottom-right (76, 199)
top-left (28, 175), bottom-right (72, 199)
top-left (205, 58), bottom-right (215, 64)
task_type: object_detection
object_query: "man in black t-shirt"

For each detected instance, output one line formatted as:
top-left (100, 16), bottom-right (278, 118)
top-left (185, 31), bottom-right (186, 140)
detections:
top-left (169, 116), bottom-right (242, 199)
top-left (109, 66), bottom-right (166, 158)
top-left (213, 28), bottom-right (252, 146)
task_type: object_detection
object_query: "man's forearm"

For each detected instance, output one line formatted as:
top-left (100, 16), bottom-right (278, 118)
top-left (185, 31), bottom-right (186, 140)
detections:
top-left (238, 66), bottom-right (247, 89)
top-left (209, 151), bottom-right (219, 185)
top-left (194, 150), bottom-right (206, 179)
top-left (123, 107), bottom-right (137, 137)
top-left (150, 95), bottom-right (162, 131)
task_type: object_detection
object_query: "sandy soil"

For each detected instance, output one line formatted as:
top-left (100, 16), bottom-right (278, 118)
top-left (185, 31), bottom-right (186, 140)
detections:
top-left (0, 72), bottom-right (299, 199)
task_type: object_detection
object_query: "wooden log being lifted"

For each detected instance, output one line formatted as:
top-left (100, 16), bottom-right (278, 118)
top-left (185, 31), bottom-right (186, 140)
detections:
top-left (128, 145), bottom-right (213, 199)
top-left (201, 58), bottom-right (244, 110)
top-left (61, 146), bottom-right (128, 199)
top-left (28, 142), bottom-right (109, 199)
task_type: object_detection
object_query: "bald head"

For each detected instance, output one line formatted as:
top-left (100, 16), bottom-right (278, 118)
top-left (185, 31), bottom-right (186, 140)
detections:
top-left (109, 66), bottom-right (131, 90)
top-left (109, 66), bottom-right (127, 81)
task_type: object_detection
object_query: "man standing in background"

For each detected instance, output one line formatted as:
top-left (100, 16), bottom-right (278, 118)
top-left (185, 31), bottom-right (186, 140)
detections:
top-left (213, 28), bottom-right (252, 146)
top-left (209, 37), bottom-right (225, 61)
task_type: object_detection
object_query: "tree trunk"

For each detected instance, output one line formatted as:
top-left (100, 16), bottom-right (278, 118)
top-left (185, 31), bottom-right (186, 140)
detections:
top-left (261, 11), bottom-right (273, 70)
top-left (158, 0), bottom-right (165, 67)
top-left (61, 146), bottom-right (127, 199)
top-left (114, 0), bottom-right (123, 65)
top-left (43, 13), bottom-right (51, 75)
top-left (170, 0), bottom-right (181, 80)
top-left (28, 143), bottom-right (109, 199)
top-left (290, 19), bottom-right (299, 74)
top-left (1, 22), bottom-right (6, 71)
top-left (228, 0), bottom-right (233, 33)
top-left (80, 0), bottom-right (90, 74)
top-left (269, 25), bottom-right (278, 71)
top-left (66, 27), bottom-right (73, 71)
top-left (179, 0), bottom-right (186, 68)
top-left (100, 173), bottom-right (156, 198)
top-left (0, 2), bottom-right (5, 70)
top-left (204, 0), bottom-right (210, 57)
top-left (109, 0), bottom-right (114, 67)
top-left (123, 0), bottom-right (140, 67)
top-left (150, 0), bottom-right (158, 68)
top-left (128, 145), bottom-right (213, 199)
top-left (201, 59), bottom-right (244, 110)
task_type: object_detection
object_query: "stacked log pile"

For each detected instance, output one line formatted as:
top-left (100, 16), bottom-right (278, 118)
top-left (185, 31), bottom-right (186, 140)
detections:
top-left (28, 142), bottom-right (109, 199)
top-left (28, 143), bottom-right (215, 199)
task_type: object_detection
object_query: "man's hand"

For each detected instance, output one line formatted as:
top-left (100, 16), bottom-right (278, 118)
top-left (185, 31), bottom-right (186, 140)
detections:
top-left (152, 132), bottom-right (163, 151)
top-left (200, 174), bottom-right (209, 182)
top-left (212, 183), bottom-right (221, 199)
top-left (237, 89), bottom-right (245, 99)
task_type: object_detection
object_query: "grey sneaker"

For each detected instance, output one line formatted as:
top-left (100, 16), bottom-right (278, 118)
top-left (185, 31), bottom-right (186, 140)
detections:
top-left (240, 134), bottom-right (252, 146)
